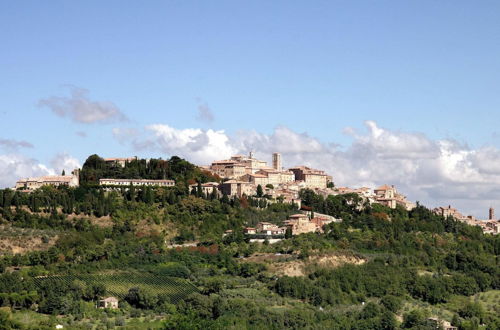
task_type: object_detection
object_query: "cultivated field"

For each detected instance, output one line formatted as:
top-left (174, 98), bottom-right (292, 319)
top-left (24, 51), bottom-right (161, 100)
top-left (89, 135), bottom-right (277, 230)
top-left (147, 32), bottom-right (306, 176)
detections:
top-left (33, 272), bottom-right (198, 303)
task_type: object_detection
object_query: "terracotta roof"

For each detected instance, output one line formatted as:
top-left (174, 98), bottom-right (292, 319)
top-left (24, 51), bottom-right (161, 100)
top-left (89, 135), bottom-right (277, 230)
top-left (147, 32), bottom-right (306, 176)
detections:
top-left (375, 184), bottom-right (393, 190)
top-left (250, 174), bottom-right (267, 178)
top-left (19, 175), bottom-right (72, 183)
top-left (212, 160), bottom-right (238, 164)
top-left (99, 178), bottom-right (174, 183)
top-left (104, 157), bottom-right (136, 162)
top-left (289, 214), bottom-right (308, 218)
top-left (100, 297), bottom-right (119, 302)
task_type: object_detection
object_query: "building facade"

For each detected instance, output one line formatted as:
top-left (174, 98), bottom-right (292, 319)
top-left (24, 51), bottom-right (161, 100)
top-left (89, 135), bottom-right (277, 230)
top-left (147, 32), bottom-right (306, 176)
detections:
top-left (104, 157), bottom-right (137, 167)
top-left (188, 182), bottom-right (220, 196)
top-left (374, 184), bottom-right (415, 211)
top-left (272, 152), bottom-right (282, 171)
top-left (15, 169), bottom-right (80, 191)
top-left (219, 180), bottom-right (255, 197)
top-left (99, 178), bottom-right (175, 187)
top-left (289, 166), bottom-right (330, 189)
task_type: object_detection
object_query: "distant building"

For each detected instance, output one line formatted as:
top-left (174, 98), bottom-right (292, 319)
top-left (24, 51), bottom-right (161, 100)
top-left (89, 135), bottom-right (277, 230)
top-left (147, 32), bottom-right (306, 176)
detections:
top-left (255, 222), bottom-right (286, 235)
top-left (241, 173), bottom-right (269, 186)
top-left (257, 169), bottom-right (295, 185)
top-left (374, 184), bottom-right (415, 210)
top-left (15, 169), bottom-right (80, 191)
top-left (209, 160), bottom-right (247, 179)
top-left (244, 227), bottom-right (257, 235)
top-left (289, 166), bottom-right (331, 189)
top-left (284, 214), bottom-right (316, 235)
top-left (489, 207), bottom-right (495, 220)
top-left (433, 205), bottom-right (467, 221)
top-left (282, 213), bottom-right (328, 235)
top-left (272, 152), bottom-right (282, 171)
top-left (427, 318), bottom-right (457, 330)
top-left (188, 182), bottom-right (220, 196)
top-left (209, 152), bottom-right (268, 179)
top-left (104, 157), bottom-right (137, 167)
top-left (99, 178), bottom-right (175, 187)
top-left (484, 220), bottom-right (500, 234)
top-left (231, 153), bottom-right (267, 174)
top-left (99, 297), bottom-right (119, 309)
top-left (219, 180), bottom-right (255, 197)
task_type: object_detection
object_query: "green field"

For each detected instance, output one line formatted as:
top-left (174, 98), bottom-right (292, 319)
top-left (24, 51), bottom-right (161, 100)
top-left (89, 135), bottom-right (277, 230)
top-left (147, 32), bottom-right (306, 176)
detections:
top-left (33, 272), bottom-right (198, 303)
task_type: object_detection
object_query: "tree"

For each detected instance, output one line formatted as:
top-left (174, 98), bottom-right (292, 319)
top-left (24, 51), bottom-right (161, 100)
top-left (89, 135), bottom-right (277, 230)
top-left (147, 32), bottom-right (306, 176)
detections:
top-left (256, 185), bottom-right (263, 198)
top-left (380, 295), bottom-right (402, 313)
top-left (61, 169), bottom-right (66, 176)
top-left (459, 302), bottom-right (484, 322)
top-left (196, 182), bottom-right (203, 198)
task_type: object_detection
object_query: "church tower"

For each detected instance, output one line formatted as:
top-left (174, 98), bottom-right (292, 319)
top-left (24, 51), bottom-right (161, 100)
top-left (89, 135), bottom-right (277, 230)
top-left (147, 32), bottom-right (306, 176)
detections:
top-left (272, 152), bottom-right (282, 171)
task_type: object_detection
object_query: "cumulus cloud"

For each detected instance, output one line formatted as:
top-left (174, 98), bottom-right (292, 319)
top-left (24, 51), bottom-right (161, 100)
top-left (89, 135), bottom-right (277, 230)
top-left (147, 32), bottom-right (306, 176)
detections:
top-left (114, 120), bottom-right (500, 217)
top-left (0, 138), bottom-right (34, 151)
top-left (136, 124), bottom-right (236, 164)
top-left (38, 86), bottom-right (127, 124)
top-left (50, 153), bottom-right (81, 175)
top-left (0, 154), bottom-right (54, 188)
top-left (0, 151), bottom-right (81, 188)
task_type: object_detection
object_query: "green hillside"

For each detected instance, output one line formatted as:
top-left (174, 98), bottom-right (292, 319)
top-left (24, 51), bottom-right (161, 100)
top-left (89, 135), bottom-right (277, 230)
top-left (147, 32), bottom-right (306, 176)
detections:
top-left (0, 155), bottom-right (498, 329)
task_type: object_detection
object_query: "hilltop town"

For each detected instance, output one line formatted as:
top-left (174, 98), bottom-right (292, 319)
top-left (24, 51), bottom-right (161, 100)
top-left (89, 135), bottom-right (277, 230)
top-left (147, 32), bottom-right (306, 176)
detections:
top-left (2, 152), bottom-right (499, 329)
top-left (13, 152), bottom-right (500, 236)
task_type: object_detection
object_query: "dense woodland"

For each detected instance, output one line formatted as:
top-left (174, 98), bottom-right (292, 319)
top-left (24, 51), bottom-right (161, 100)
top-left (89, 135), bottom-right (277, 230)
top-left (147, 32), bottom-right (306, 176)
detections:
top-left (0, 155), bottom-right (498, 329)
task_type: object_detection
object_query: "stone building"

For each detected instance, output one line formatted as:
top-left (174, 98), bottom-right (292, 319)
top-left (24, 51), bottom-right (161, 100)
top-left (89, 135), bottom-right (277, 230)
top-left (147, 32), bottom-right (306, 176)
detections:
top-left (272, 152), bottom-right (282, 171)
top-left (209, 160), bottom-right (247, 179)
top-left (188, 182), bottom-right (220, 196)
top-left (15, 169), bottom-right (80, 191)
top-left (240, 173), bottom-right (269, 186)
top-left (256, 168), bottom-right (295, 185)
top-left (374, 184), bottom-right (415, 211)
top-left (288, 166), bottom-right (331, 189)
top-left (99, 297), bottom-right (119, 309)
top-left (219, 180), bottom-right (255, 197)
top-left (283, 214), bottom-right (318, 235)
top-left (255, 222), bottom-right (286, 235)
top-left (433, 205), bottom-right (467, 221)
top-left (99, 178), bottom-right (175, 187)
top-left (104, 157), bottom-right (137, 167)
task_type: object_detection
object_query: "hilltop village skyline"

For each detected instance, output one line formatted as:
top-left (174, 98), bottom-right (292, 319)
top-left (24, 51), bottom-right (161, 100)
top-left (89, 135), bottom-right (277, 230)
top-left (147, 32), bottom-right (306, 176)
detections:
top-left (12, 151), bottom-right (500, 235)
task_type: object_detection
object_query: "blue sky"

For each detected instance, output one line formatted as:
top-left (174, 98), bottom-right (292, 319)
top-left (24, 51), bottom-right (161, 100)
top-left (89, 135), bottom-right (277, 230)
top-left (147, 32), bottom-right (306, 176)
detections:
top-left (1, 1), bottom-right (500, 217)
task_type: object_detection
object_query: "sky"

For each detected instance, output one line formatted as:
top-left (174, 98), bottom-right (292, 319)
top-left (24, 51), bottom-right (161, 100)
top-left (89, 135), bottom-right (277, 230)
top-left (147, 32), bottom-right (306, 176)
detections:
top-left (1, 1), bottom-right (500, 218)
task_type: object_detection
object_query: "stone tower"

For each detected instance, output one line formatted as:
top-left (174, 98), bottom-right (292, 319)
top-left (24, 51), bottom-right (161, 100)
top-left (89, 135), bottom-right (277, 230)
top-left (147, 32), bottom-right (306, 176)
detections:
top-left (489, 207), bottom-right (495, 220)
top-left (272, 152), bottom-right (282, 171)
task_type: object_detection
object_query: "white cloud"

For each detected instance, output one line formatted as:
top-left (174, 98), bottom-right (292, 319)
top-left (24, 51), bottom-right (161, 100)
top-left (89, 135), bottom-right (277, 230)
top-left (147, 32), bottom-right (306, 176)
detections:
top-left (38, 86), bottom-right (127, 124)
top-left (50, 153), bottom-right (81, 175)
top-left (135, 124), bottom-right (237, 165)
top-left (0, 154), bottom-right (54, 188)
top-left (0, 138), bottom-right (34, 151)
top-left (0, 152), bottom-right (81, 188)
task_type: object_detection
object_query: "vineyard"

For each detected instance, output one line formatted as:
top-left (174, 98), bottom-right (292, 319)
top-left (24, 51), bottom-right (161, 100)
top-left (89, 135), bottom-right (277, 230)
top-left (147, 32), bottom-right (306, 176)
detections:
top-left (33, 272), bottom-right (198, 303)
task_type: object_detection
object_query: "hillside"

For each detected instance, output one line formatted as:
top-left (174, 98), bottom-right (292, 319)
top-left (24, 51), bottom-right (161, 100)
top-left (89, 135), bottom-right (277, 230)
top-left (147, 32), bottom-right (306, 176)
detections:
top-left (0, 155), bottom-right (498, 329)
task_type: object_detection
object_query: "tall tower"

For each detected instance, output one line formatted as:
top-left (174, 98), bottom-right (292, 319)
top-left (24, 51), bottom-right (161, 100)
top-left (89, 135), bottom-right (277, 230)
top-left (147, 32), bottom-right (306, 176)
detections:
top-left (489, 207), bottom-right (495, 220)
top-left (272, 152), bottom-right (282, 171)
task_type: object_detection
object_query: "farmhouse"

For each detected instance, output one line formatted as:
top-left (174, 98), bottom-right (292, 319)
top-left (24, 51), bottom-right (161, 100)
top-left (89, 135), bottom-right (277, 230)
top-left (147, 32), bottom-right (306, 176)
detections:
top-left (99, 296), bottom-right (119, 309)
